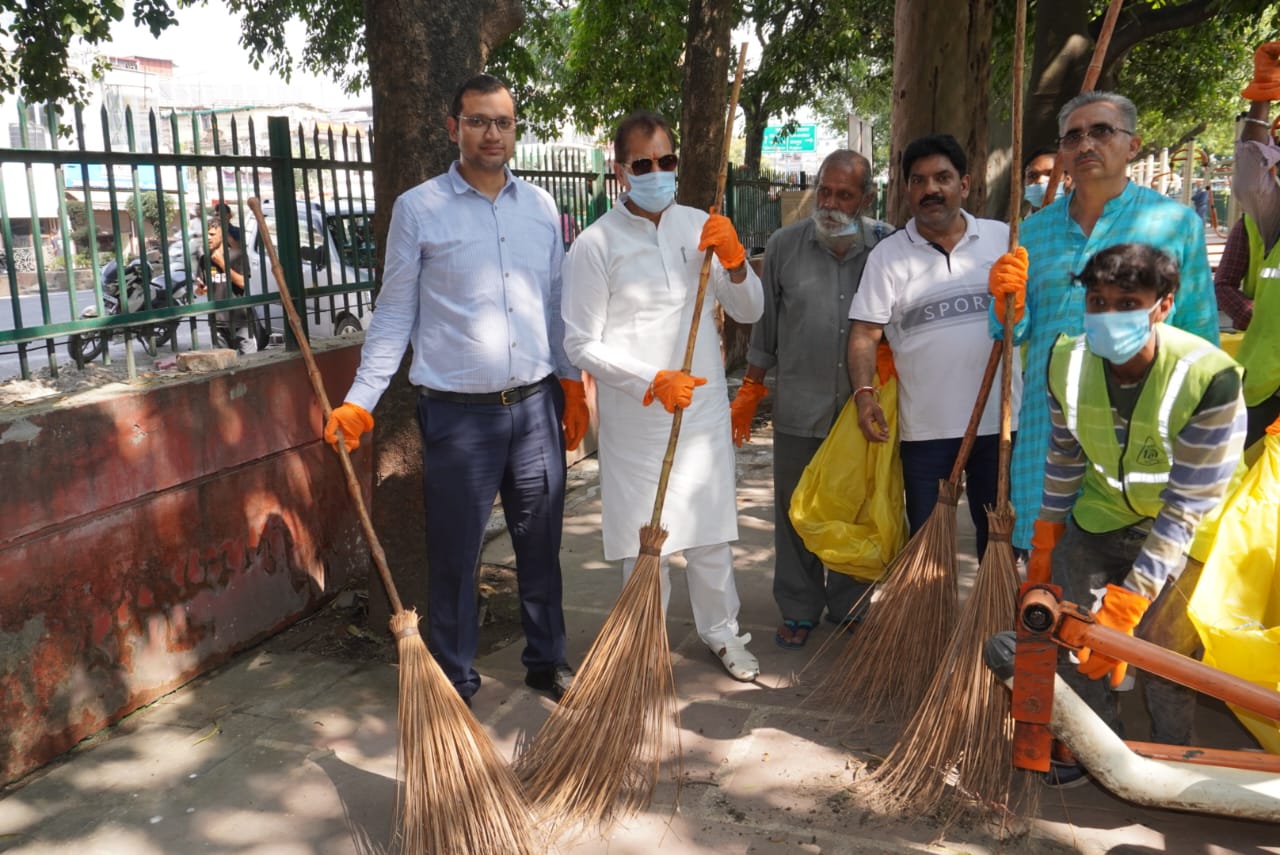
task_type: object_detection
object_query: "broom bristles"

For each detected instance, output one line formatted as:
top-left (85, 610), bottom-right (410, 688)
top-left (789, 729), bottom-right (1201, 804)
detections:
top-left (515, 523), bottom-right (680, 831)
top-left (389, 609), bottom-right (541, 855)
top-left (866, 504), bottom-right (1038, 824)
top-left (805, 478), bottom-right (960, 727)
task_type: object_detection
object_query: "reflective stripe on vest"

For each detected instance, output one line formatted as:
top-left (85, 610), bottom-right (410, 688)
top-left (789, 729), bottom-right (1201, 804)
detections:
top-left (1050, 326), bottom-right (1236, 529)
top-left (1238, 216), bottom-right (1280, 405)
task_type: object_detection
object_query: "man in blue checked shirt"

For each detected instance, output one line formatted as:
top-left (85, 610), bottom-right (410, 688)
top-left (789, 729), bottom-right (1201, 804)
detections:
top-left (324, 74), bottom-right (586, 707)
top-left (987, 92), bottom-right (1220, 556)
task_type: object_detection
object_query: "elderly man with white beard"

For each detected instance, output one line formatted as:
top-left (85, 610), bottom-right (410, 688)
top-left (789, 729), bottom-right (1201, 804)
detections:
top-left (730, 149), bottom-right (893, 650)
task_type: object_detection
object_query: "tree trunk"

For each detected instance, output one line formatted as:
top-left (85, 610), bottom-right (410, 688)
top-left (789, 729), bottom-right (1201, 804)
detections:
top-left (677, 0), bottom-right (734, 210)
top-left (1024, 0), bottom-right (1095, 160)
top-left (1024, 0), bottom-right (1219, 160)
top-left (741, 93), bottom-right (767, 174)
top-left (361, 0), bottom-right (524, 626)
top-left (887, 0), bottom-right (995, 225)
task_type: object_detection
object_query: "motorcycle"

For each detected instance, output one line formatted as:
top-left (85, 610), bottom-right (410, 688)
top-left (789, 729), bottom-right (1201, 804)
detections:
top-left (67, 240), bottom-right (196, 367)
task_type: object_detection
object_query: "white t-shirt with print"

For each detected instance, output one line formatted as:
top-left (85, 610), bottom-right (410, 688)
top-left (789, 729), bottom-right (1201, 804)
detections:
top-left (849, 210), bottom-right (1021, 442)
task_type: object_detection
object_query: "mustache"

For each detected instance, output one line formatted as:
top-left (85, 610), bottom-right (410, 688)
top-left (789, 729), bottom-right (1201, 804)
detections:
top-left (919, 194), bottom-right (945, 206)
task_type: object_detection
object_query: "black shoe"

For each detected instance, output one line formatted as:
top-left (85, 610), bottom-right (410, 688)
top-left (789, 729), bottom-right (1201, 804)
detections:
top-left (525, 664), bottom-right (575, 702)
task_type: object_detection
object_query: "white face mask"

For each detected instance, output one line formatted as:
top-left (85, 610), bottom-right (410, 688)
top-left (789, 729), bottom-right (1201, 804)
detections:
top-left (812, 207), bottom-right (859, 239)
top-left (626, 170), bottom-right (676, 213)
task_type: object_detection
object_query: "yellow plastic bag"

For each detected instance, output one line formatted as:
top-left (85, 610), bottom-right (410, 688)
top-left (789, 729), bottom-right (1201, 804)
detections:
top-left (1187, 424), bottom-right (1280, 754)
top-left (789, 358), bottom-right (906, 583)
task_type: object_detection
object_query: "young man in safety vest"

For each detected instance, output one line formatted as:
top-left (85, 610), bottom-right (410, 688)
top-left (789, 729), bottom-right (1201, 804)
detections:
top-left (1027, 242), bottom-right (1247, 787)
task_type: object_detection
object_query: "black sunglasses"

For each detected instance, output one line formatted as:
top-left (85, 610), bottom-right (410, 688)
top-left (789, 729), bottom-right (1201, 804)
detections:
top-left (626, 154), bottom-right (679, 175)
top-left (1057, 123), bottom-right (1133, 150)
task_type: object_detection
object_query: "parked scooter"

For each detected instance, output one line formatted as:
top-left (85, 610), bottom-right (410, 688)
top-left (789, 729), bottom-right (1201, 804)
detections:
top-left (67, 240), bottom-right (194, 367)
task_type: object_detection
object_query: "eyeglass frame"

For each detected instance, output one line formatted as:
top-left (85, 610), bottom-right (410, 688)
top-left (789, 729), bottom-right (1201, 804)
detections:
top-left (454, 114), bottom-right (518, 134)
top-left (1057, 123), bottom-right (1134, 150)
top-left (624, 154), bottom-right (679, 175)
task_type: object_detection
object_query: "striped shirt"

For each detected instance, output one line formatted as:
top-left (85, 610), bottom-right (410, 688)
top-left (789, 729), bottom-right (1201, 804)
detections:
top-left (1041, 354), bottom-right (1245, 597)
top-left (1005, 181), bottom-right (1220, 549)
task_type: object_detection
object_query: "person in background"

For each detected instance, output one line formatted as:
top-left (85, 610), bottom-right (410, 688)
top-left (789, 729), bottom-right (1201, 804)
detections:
top-left (322, 74), bottom-right (586, 707)
top-left (1230, 40), bottom-right (1280, 446)
top-left (1021, 145), bottom-right (1070, 215)
top-left (731, 149), bottom-right (892, 649)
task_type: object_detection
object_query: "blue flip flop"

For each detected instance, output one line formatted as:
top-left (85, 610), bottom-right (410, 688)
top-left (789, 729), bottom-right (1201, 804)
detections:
top-left (775, 619), bottom-right (816, 649)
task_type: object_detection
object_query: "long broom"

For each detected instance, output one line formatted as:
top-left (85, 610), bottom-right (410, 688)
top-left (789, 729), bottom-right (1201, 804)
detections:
top-left (866, 0), bottom-right (1039, 822)
top-left (247, 198), bottom-right (538, 855)
top-left (515, 43), bottom-right (750, 831)
top-left (804, 342), bottom-right (1001, 726)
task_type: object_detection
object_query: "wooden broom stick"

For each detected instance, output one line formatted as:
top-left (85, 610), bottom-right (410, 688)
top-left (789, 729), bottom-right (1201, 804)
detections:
top-left (651, 40), bottom-right (750, 526)
top-left (246, 198), bottom-right (538, 855)
top-left (1042, 0), bottom-right (1126, 207)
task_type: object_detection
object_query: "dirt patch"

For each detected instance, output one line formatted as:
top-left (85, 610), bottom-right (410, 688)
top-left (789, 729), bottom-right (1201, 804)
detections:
top-left (261, 563), bottom-right (523, 662)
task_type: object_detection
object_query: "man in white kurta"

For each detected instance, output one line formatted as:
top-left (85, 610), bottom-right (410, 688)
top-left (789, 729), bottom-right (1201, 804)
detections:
top-left (562, 110), bottom-right (765, 681)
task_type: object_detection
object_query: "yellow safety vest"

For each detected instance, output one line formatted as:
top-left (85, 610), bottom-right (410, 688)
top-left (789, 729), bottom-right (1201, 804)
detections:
top-left (1047, 325), bottom-right (1240, 533)
top-left (1237, 215), bottom-right (1280, 406)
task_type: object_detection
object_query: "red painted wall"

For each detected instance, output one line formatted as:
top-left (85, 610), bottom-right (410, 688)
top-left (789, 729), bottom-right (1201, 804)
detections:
top-left (0, 345), bottom-right (370, 785)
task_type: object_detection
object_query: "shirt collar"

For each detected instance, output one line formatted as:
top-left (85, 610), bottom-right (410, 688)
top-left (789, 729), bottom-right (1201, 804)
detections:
top-left (904, 208), bottom-right (979, 245)
top-left (446, 161), bottom-right (517, 198)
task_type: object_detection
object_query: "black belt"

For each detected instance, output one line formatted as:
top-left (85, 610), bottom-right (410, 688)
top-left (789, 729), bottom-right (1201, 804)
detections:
top-left (420, 376), bottom-right (549, 406)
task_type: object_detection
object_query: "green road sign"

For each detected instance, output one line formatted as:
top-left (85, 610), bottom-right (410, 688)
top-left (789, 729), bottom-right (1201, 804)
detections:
top-left (762, 124), bottom-right (816, 153)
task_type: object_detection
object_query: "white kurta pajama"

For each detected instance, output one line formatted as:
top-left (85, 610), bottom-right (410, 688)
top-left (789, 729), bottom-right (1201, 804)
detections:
top-left (563, 198), bottom-right (763, 645)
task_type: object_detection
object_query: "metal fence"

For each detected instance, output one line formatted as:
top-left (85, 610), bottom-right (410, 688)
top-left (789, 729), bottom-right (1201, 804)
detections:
top-left (724, 163), bottom-right (805, 253)
top-left (0, 103), bottom-right (376, 381)
top-left (1, 108), bottom-right (800, 384)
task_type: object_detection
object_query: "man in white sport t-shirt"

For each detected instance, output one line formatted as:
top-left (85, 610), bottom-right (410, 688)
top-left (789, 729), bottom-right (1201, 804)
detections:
top-left (846, 133), bottom-right (1022, 560)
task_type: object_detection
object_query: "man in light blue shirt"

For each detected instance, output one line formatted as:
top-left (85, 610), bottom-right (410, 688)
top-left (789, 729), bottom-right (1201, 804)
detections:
top-left (325, 74), bottom-right (585, 706)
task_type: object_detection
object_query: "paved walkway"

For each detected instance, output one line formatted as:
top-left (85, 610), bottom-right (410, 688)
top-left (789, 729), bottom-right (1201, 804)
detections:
top-left (1, 426), bottom-right (1276, 854)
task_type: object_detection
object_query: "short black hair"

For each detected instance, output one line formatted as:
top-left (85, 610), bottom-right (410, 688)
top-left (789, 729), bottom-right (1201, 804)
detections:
top-left (450, 74), bottom-right (511, 120)
top-left (901, 134), bottom-right (967, 181)
top-left (1023, 146), bottom-right (1057, 172)
top-left (1072, 243), bottom-right (1180, 300)
top-left (613, 111), bottom-right (677, 165)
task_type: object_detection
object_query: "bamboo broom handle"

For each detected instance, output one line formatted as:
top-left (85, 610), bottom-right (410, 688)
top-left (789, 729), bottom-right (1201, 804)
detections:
top-left (948, 341), bottom-right (1002, 486)
top-left (247, 197), bottom-right (404, 615)
top-left (1042, 0), bottom-right (1125, 207)
top-left (997, 0), bottom-right (1028, 509)
top-left (650, 41), bottom-right (750, 528)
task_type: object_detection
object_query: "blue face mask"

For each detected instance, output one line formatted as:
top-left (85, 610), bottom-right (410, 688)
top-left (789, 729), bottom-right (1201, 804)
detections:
top-left (1083, 303), bottom-right (1161, 363)
top-left (626, 170), bottom-right (676, 213)
top-left (1024, 182), bottom-right (1047, 209)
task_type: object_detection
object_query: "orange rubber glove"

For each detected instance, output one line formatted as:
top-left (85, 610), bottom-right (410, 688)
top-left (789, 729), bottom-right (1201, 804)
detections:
top-left (643, 369), bottom-right (707, 413)
top-left (730, 377), bottom-right (768, 447)
top-left (1242, 41), bottom-right (1280, 101)
top-left (560, 378), bottom-right (589, 452)
top-left (1027, 519), bottom-right (1065, 585)
top-left (697, 213), bottom-right (746, 272)
top-left (1076, 584), bottom-right (1151, 688)
top-left (875, 341), bottom-right (897, 384)
top-left (988, 246), bottom-right (1028, 326)
top-left (324, 402), bottom-right (374, 452)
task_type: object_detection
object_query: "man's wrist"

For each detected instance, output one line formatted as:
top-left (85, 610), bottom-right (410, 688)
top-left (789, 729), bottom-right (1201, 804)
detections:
top-left (853, 385), bottom-right (878, 403)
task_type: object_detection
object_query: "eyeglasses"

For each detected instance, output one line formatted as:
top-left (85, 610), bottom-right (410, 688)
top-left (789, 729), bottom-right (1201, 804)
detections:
top-left (455, 114), bottom-right (518, 134)
top-left (626, 154), bottom-right (679, 175)
top-left (1058, 123), bottom-right (1133, 150)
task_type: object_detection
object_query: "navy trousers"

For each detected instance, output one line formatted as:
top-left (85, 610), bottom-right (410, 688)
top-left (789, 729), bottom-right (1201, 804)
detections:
top-left (415, 376), bottom-right (569, 698)
top-left (899, 432), bottom-right (1008, 561)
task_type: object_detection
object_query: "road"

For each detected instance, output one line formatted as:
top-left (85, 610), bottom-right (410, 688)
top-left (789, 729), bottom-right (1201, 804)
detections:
top-left (0, 289), bottom-right (214, 383)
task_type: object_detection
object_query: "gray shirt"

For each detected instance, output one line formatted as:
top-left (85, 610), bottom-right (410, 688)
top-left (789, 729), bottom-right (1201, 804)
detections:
top-left (747, 215), bottom-right (891, 438)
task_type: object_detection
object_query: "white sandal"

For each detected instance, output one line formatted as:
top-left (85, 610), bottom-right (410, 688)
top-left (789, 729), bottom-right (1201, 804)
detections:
top-left (711, 633), bottom-right (759, 682)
